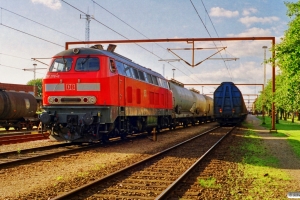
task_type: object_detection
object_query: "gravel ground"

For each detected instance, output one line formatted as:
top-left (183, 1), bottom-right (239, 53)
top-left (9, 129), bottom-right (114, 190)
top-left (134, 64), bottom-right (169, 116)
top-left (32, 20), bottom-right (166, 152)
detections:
top-left (0, 139), bottom-right (62, 153)
top-left (0, 123), bottom-right (214, 199)
top-left (1, 116), bottom-right (299, 199)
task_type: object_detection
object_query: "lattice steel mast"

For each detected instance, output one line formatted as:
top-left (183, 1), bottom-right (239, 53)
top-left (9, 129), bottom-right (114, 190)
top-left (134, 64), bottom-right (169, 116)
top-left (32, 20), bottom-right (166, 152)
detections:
top-left (80, 8), bottom-right (93, 47)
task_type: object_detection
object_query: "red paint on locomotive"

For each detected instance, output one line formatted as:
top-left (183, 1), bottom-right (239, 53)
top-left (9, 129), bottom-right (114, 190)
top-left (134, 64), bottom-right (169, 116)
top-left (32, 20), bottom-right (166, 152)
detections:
top-left (41, 45), bottom-right (173, 142)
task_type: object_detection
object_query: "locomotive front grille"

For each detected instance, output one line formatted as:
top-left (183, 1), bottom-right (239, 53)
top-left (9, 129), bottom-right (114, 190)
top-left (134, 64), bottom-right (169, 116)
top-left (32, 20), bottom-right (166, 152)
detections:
top-left (48, 96), bottom-right (97, 105)
top-left (61, 98), bottom-right (81, 102)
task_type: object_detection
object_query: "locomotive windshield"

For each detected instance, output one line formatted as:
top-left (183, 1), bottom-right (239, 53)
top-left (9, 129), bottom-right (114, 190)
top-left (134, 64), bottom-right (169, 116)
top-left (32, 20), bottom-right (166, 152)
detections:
top-left (75, 57), bottom-right (100, 71)
top-left (50, 57), bottom-right (73, 72)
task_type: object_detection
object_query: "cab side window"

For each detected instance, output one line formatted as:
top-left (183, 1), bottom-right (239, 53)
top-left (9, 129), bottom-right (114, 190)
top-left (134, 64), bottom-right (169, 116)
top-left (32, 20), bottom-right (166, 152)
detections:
top-left (138, 70), bottom-right (145, 81)
top-left (116, 61), bottom-right (125, 75)
top-left (131, 68), bottom-right (139, 79)
top-left (146, 73), bottom-right (153, 84)
top-left (110, 59), bottom-right (116, 73)
top-left (124, 64), bottom-right (132, 77)
top-left (152, 76), bottom-right (159, 85)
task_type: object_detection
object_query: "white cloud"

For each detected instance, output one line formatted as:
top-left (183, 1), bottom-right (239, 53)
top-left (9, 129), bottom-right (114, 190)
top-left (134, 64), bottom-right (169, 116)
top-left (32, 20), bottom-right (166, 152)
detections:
top-left (239, 16), bottom-right (280, 27)
top-left (31, 0), bottom-right (61, 10)
top-left (210, 7), bottom-right (239, 18)
top-left (227, 27), bottom-right (272, 37)
top-left (243, 8), bottom-right (258, 16)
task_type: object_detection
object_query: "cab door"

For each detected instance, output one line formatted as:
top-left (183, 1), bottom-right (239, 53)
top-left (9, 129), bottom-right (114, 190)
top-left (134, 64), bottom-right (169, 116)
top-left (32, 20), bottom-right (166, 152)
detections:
top-left (113, 60), bottom-right (125, 107)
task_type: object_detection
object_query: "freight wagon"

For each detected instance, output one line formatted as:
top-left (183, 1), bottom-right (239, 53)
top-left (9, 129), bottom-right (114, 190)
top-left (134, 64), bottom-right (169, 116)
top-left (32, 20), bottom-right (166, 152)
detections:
top-left (213, 82), bottom-right (247, 125)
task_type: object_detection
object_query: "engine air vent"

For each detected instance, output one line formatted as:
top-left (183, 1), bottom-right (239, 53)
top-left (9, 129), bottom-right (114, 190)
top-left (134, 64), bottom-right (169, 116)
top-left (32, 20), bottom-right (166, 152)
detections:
top-left (91, 44), bottom-right (104, 50)
top-left (107, 44), bottom-right (117, 52)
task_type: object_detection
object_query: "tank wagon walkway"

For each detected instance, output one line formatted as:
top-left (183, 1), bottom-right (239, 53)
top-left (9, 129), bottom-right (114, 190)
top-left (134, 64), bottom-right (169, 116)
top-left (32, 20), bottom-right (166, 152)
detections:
top-left (246, 114), bottom-right (300, 188)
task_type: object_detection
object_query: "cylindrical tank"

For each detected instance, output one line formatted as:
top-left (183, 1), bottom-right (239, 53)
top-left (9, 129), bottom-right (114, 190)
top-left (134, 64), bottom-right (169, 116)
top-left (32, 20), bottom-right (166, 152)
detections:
top-left (0, 90), bottom-right (37, 120)
top-left (191, 92), bottom-right (207, 115)
top-left (203, 95), bottom-right (213, 116)
top-left (169, 81), bottom-right (206, 114)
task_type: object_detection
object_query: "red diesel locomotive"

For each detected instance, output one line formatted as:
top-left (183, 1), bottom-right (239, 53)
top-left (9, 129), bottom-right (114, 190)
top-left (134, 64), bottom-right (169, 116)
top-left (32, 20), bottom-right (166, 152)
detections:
top-left (40, 44), bottom-right (213, 142)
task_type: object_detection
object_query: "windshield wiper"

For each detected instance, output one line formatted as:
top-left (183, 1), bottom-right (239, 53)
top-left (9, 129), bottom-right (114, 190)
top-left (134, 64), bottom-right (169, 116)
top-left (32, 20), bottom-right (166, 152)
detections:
top-left (62, 56), bottom-right (67, 71)
top-left (81, 55), bottom-right (90, 65)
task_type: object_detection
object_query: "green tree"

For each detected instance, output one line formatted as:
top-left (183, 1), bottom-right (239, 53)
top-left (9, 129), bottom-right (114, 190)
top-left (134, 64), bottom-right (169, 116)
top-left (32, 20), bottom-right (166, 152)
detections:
top-left (27, 78), bottom-right (42, 97)
top-left (271, 1), bottom-right (300, 121)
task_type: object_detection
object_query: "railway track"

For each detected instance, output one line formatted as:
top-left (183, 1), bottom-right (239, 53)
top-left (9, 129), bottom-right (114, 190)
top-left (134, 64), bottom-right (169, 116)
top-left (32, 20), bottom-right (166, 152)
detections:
top-left (0, 130), bottom-right (160, 168)
top-left (0, 143), bottom-right (96, 168)
top-left (51, 126), bottom-right (235, 200)
top-left (0, 133), bottom-right (49, 145)
top-left (0, 127), bottom-right (38, 134)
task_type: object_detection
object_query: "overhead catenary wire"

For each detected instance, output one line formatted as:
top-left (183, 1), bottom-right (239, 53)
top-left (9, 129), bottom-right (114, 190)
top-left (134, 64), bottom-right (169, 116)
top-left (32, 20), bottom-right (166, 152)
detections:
top-left (190, 0), bottom-right (233, 81)
top-left (91, 0), bottom-right (203, 83)
top-left (0, 23), bottom-right (64, 48)
top-left (0, 7), bottom-right (83, 42)
top-left (0, 6), bottom-right (82, 69)
top-left (91, 1), bottom-right (203, 82)
top-left (0, 63), bottom-right (45, 75)
top-left (62, 0), bottom-right (195, 80)
top-left (0, 52), bottom-right (32, 61)
top-left (199, 0), bottom-right (234, 80)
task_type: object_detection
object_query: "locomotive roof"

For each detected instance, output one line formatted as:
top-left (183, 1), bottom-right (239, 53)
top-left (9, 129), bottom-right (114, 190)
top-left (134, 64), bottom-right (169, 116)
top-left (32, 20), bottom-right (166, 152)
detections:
top-left (54, 48), bottom-right (165, 79)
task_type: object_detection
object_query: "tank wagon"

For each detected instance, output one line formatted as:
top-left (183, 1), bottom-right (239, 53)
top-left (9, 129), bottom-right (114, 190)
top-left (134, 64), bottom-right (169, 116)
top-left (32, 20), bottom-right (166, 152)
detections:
top-left (40, 44), bottom-right (214, 142)
top-left (0, 89), bottom-right (39, 130)
top-left (213, 82), bottom-right (247, 125)
top-left (169, 79), bottom-right (213, 127)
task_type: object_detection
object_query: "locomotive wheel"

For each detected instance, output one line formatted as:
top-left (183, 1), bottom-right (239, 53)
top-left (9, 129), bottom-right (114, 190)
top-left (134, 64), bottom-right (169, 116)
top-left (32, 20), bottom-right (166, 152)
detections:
top-left (101, 134), bottom-right (110, 144)
top-left (156, 128), bottom-right (161, 133)
top-left (120, 131), bottom-right (127, 140)
top-left (169, 124), bottom-right (176, 130)
top-left (147, 128), bottom-right (152, 135)
top-left (27, 124), bottom-right (33, 131)
top-left (14, 123), bottom-right (22, 131)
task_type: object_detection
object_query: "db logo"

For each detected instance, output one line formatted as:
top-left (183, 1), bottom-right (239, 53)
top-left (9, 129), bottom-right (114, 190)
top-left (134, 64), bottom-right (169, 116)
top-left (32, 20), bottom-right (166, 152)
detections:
top-left (66, 84), bottom-right (76, 90)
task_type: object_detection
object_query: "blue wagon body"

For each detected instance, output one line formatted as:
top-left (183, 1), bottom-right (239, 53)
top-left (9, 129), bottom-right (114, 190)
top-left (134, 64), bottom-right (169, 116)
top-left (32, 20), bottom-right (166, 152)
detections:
top-left (213, 82), bottom-right (247, 125)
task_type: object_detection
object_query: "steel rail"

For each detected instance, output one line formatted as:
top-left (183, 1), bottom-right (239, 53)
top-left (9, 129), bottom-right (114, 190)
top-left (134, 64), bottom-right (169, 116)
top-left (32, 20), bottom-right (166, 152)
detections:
top-left (155, 126), bottom-right (236, 199)
top-left (0, 143), bottom-right (94, 168)
top-left (51, 125), bottom-right (220, 200)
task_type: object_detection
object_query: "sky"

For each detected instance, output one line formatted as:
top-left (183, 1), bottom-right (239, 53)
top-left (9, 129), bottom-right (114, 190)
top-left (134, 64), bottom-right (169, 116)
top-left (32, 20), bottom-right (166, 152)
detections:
top-left (0, 0), bottom-right (297, 108)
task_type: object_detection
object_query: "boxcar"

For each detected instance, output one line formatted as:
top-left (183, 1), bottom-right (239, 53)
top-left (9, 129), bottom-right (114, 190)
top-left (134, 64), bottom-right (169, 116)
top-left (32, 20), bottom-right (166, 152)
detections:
top-left (213, 82), bottom-right (247, 125)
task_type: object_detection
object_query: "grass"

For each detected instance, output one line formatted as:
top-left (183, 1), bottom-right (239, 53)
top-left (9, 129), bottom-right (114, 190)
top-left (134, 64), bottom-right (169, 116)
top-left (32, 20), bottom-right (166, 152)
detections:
top-left (198, 177), bottom-right (221, 189)
top-left (235, 120), bottom-right (296, 199)
top-left (258, 115), bottom-right (300, 158)
top-left (56, 176), bottom-right (63, 181)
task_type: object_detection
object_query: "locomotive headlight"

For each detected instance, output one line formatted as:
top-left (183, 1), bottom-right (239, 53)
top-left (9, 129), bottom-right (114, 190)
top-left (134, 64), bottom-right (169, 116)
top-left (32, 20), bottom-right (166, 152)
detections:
top-left (89, 96), bottom-right (96, 104)
top-left (48, 97), bottom-right (54, 104)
